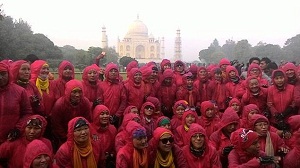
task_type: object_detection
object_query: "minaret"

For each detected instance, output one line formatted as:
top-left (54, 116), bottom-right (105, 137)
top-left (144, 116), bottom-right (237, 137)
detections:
top-left (101, 26), bottom-right (108, 48)
top-left (174, 28), bottom-right (182, 60)
top-left (161, 37), bottom-right (165, 59)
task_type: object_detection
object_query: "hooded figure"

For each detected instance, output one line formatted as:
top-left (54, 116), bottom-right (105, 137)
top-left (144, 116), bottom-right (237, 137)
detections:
top-left (225, 65), bottom-right (243, 98)
top-left (140, 64), bottom-right (159, 98)
top-left (140, 102), bottom-right (156, 140)
top-left (286, 115), bottom-right (300, 149)
top-left (90, 105), bottom-right (117, 165)
top-left (267, 69), bottom-right (295, 125)
top-left (246, 63), bottom-right (269, 87)
top-left (157, 69), bottom-right (177, 118)
top-left (52, 60), bottom-right (75, 100)
top-left (30, 60), bottom-right (55, 117)
top-left (81, 64), bottom-right (103, 105)
top-left (0, 115), bottom-right (51, 168)
top-left (282, 62), bottom-right (298, 85)
top-left (239, 104), bottom-right (260, 129)
top-left (175, 110), bottom-right (198, 147)
top-left (115, 113), bottom-right (141, 152)
top-left (100, 63), bottom-right (127, 127)
top-left (55, 117), bottom-right (103, 168)
top-left (194, 66), bottom-right (210, 102)
top-left (198, 101), bottom-right (220, 137)
top-left (170, 100), bottom-right (188, 134)
top-left (283, 128), bottom-right (300, 168)
top-left (210, 107), bottom-right (239, 167)
top-left (51, 79), bottom-right (92, 146)
top-left (183, 123), bottom-right (221, 168)
top-left (155, 116), bottom-right (171, 130)
top-left (173, 60), bottom-right (186, 87)
top-left (23, 139), bottom-right (57, 168)
top-left (116, 121), bottom-right (148, 168)
top-left (124, 68), bottom-right (145, 110)
top-left (0, 62), bottom-right (33, 143)
top-left (148, 127), bottom-right (187, 168)
top-left (10, 60), bottom-right (44, 115)
top-left (228, 98), bottom-right (242, 116)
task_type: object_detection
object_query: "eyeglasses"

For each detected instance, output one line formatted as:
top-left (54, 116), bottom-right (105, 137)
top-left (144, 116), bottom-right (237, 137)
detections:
top-left (192, 133), bottom-right (203, 139)
top-left (176, 64), bottom-right (183, 67)
top-left (145, 106), bottom-right (154, 111)
top-left (160, 137), bottom-right (174, 144)
top-left (255, 122), bottom-right (268, 128)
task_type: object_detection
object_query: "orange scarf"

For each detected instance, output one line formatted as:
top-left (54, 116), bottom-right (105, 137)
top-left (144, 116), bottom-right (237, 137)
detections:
top-left (133, 148), bottom-right (148, 168)
top-left (73, 139), bottom-right (97, 168)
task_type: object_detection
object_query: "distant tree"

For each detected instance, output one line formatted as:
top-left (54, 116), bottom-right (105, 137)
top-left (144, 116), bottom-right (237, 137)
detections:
top-left (283, 34), bottom-right (300, 63)
top-left (87, 47), bottom-right (102, 65)
top-left (101, 47), bottom-right (119, 66)
top-left (198, 38), bottom-right (221, 63)
top-left (60, 45), bottom-right (77, 63)
top-left (119, 56), bottom-right (136, 68)
top-left (253, 43), bottom-right (283, 63)
top-left (0, 4), bottom-right (4, 20)
top-left (222, 39), bottom-right (236, 60)
top-left (234, 40), bottom-right (253, 63)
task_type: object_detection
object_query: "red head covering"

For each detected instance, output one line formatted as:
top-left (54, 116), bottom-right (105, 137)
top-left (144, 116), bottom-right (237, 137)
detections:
top-left (146, 96), bottom-right (161, 111)
top-left (287, 115), bottom-right (300, 132)
top-left (226, 65), bottom-right (238, 78)
top-left (200, 101), bottom-right (215, 117)
top-left (187, 123), bottom-right (208, 147)
top-left (229, 98), bottom-right (241, 107)
top-left (249, 114), bottom-right (269, 130)
top-left (182, 110), bottom-right (198, 125)
top-left (140, 65), bottom-right (154, 81)
top-left (64, 79), bottom-right (84, 101)
top-left (188, 64), bottom-right (198, 74)
top-left (92, 105), bottom-right (110, 129)
top-left (162, 69), bottom-right (174, 80)
top-left (247, 63), bottom-right (263, 78)
top-left (58, 60), bottom-right (75, 79)
top-left (125, 121), bottom-right (146, 140)
top-left (174, 60), bottom-right (186, 72)
top-left (104, 62), bottom-right (119, 80)
top-left (124, 105), bottom-right (138, 115)
top-left (119, 113), bottom-right (141, 132)
top-left (282, 62), bottom-right (297, 73)
top-left (126, 61), bottom-right (139, 74)
top-left (230, 128), bottom-right (258, 150)
top-left (82, 64), bottom-right (100, 82)
top-left (128, 68), bottom-right (142, 81)
top-left (0, 62), bottom-right (9, 72)
top-left (150, 127), bottom-right (173, 148)
top-left (219, 107), bottom-right (240, 130)
top-left (9, 60), bottom-right (28, 83)
top-left (242, 104), bottom-right (260, 120)
top-left (173, 100), bottom-right (188, 116)
top-left (23, 139), bottom-right (53, 168)
top-left (160, 59), bottom-right (171, 71)
top-left (67, 117), bottom-right (90, 144)
top-left (22, 115), bottom-right (47, 137)
top-left (30, 60), bottom-right (47, 82)
top-left (140, 102), bottom-right (155, 117)
top-left (219, 58), bottom-right (231, 67)
top-left (271, 69), bottom-right (287, 86)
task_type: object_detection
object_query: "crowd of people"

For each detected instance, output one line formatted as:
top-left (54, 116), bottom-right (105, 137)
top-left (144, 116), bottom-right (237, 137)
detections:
top-left (0, 53), bottom-right (300, 168)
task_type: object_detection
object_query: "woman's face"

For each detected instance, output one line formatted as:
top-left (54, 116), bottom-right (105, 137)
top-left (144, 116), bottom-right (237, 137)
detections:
top-left (231, 103), bottom-right (240, 112)
top-left (144, 105), bottom-right (154, 116)
top-left (133, 136), bottom-right (147, 150)
top-left (63, 65), bottom-right (73, 79)
top-left (130, 107), bottom-right (139, 114)
top-left (248, 78), bottom-right (259, 93)
top-left (205, 108), bottom-right (215, 118)
top-left (229, 70), bottom-right (236, 78)
top-left (273, 75), bottom-right (285, 87)
top-left (25, 125), bottom-right (42, 141)
top-left (108, 68), bottom-right (118, 80)
top-left (248, 110), bottom-right (258, 120)
top-left (175, 64), bottom-right (184, 72)
top-left (249, 68), bottom-right (260, 77)
top-left (18, 63), bottom-right (31, 81)
top-left (254, 121), bottom-right (269, 136)
top-left (158, 133), bottom-right (173, 153)
top-left (133, 72), bottom-right (142, 83)
top-left (285, 69), bottom-right (295, 78)
top-left (245, 139), bottom-right (260, 155)
top-left (99, 110), bottom-right (110, 125)
top-left (31, 154), bottom-right (51, 168)
top-left (191, 133), bottom-right (205, 149)
top-left (198, 69), bottom-right (207, 79)
top-left (70, 89), bottom-right (82, 104)
top-left (73, 125), bottom-right (90, 143)
top-left (185, 114), bottom-right (196, 127)
top-left (175, 106), bottom-right (185, 118)
top-left (87, 69), bottom-right (97, 82)
top-left (39, 65), bottom-right (49, 80)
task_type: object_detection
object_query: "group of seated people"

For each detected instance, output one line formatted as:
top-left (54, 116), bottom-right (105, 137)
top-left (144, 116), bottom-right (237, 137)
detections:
top-left (0, 54), bottom-right (300, 168)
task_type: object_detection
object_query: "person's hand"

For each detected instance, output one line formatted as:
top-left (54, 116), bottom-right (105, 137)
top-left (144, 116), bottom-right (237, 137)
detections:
top-left (278, 147), bottom-right (289, 155)
top-left (96, 52), bottom-right (105, 59)
top-left (283, 131), bottom-right (292, 139)
top-left (222, 146), bottom-right (234, 156)
top-left (259, 156), bottom-right (281, 165)
top-left (7, 128), bottom-right (20, 141)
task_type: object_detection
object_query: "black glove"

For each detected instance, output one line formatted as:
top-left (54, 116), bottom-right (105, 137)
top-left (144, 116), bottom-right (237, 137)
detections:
top-left (262, 109), bottom-right (271, 119)
top-left (30, 95), bottom-right (40, 107)
top-left (222, 146), bottom-right (234, 156)
top-left (282, 106), bottom-right (294, 117)
top-left (274, 113), bottom-right (285, 121)
top-left (109, 115), bottom-right (119, 125)
top-left (92, 98), bottom-right (101, 108)
top-left (105, 152), bottom-right (116, 168)
top-left (7, 128), bottom-right (20, 141)
top-left (259, 156), bottom-right (274, 165)
top-left (161, 105), bottom-right (168, 112)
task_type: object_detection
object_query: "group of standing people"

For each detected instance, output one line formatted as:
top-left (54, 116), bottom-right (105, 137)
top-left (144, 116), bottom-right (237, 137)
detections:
top-left (0, 53), bottom-right (300, 168)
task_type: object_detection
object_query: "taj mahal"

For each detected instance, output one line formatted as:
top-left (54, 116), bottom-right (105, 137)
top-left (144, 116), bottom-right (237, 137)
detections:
top-left (101, 16), bottom-right (182, 64)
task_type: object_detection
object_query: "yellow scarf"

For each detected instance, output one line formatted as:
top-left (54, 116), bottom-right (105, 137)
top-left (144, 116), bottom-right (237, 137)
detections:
top-left (36, 77), bottom-right (49, 95)
top-left (133, 148), bottom-right (148, 168)
top-left (184, 124), bottom-right (189, 131)
top-left (154, 151), bottom-right (175, 168)
top-left (73, 139), bottom-right (97, 168)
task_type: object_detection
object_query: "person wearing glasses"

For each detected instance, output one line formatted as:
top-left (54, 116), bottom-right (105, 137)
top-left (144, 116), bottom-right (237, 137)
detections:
top-left (173, 60), bottom-right (187, 87)
top-left (148, 127), bottom-right (187, 168)
top-left (183, 123), bottom-right (221, 168)
top-left (140, 102), bottom-right (156, 140)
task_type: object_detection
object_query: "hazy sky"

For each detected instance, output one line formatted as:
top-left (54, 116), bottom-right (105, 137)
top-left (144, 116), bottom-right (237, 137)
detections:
top-left (1, 0), bottom-right (299, 62)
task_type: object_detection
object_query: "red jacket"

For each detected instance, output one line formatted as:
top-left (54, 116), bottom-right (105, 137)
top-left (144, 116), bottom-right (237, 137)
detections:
top-left (198, 101), bottom-right (220, 137)
top-left (207, 78), bottom-right (227, 111)
top-left (183, 123), bottom-right (221, 168)
top-left (51, 80), bottom-right (92, 144)
top-left (225, 65), bottom-right (243, 98)
top-left (283, 130), bottom-right (300, 168)
top-left (286, 115), bottom-right (300, 148)
top-left (294, 81), bottom-right (300, 114)
top-left (124, 68), bottom-right (145, 110)
top-left (100, 63), bottom-right (127, 117)
top-left (54, 117), bottom-right (103, 168)
top-left (171, 100), bottom-right (189, 134)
